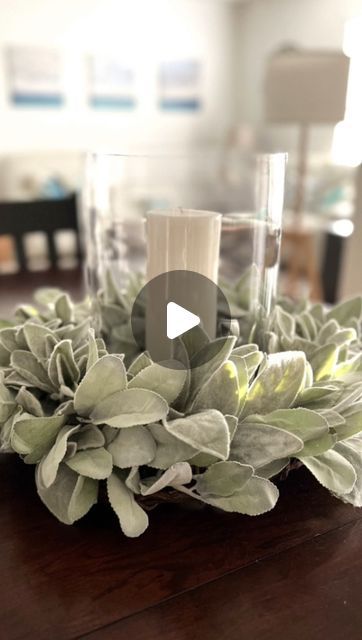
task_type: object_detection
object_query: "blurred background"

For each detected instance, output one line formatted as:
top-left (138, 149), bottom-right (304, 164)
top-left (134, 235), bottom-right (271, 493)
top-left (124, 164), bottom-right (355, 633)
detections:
top-left (0, 0), bottom-right (362, 313)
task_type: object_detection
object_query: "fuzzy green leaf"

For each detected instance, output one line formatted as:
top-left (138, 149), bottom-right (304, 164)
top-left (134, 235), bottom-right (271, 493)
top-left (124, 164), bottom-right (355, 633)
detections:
top-left (297, 384), bottom-right (339, 406)
top-left (180, 325), bottom-right (210, 359)
top-left (299, 450), bottom-right (356, 495)
top-left (333, 383), bottom-right (362, 414)
top-left (326, 297), bottom-right (362, 325)
top-left (15, 387), bottom-right (44, 417)
top-left (0, 382), bottom-right (16, 422)
top-left (320, 409), bottom-right (345, 428)
top-left (86, 329), bottom-right (100, 371)
top-left (242, 351), bottom-right (306, 416)
top-left (189, 336), bottom-right (236, 400)
top-left (48, 340), bottom-right (80, 389)
top-left (11, 350), bottom-right (54, 392)
top-left (204, 475), bottom-right (279, 516)
top-left (127, 352), bottom-right (152, 377)
top-left (91, 388), bottom-right (168, 428)
top-left (55, 293), bottom-right (74, 324)
top-left (298, 432), bottom-right (336, 456)
top-left (255, 408), bottom-right (329, 443)
top-left (165, 410), bottom-right (230, 460)
top-left (36, 463), bottom-right (98, 525)
top-left (140, 462), bottom-right (192, 495)
top-left (73, 424), bottom-right (105, 450)
top-left (275, 306), bottom-right (295, 338)
top-left (126, 467), bottom-right (141, 494)
top-left (256, 458), bottom-right (290, 479)
top-left (334, 437), bottom-right (362, 506)
top-left (0, 379), bottom-right (14, 401)
top-left (108, 426), bottom-right (156, 468)
top-left (195, 461), bottom-right (253, 497)
top-left (38, 425), bottom-right (80, 488)
top-left (148, 423), bottom-right (197, 469)
top-left (74, 355), bottom-right (127, 417)
top-left (231, 344), bottom-right (264, 379)
top-left (66, 472), bottom-right (98, 523)
top-left (229, 355), bottom-right (248, 411)
top-left (11, 413), bottom-right (66, 463)
top-left (318, 319), bottom-right (339, 345)
top-left (231, 422), bottom-right (303, 468)
top-left (66, 447), bottom-right (113, 479)
top-left (231, 344), bottom-right (260, 358)
top-left (128, 362), bottom-right (187, 405)
top-left (192, 361), bottom-right (240, 416)
top-left (58, 318), bottom-right (92, 350)
top-left (335, 408), bottom-right (362, 440)
top-left (107, 471), bottom-right (148, 537)
top-left (309, 344), bottom-right (339, 381)
top-left (0, 342), bottom-right (10, 366)
top-left (23, 323), bottom-right (57, 360)
top-left (0, 327), bottom-right (19, 352)
top-left (299, 311), bottom-right (318, 341)
top-left (0, 401), bottom-right (16, 423)
top-left (334, 354), bottom-right (362, 378)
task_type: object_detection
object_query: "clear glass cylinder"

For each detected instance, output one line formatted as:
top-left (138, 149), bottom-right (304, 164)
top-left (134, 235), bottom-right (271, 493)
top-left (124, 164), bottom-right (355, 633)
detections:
top-left (82, 151), bottom-right (286, 341)
top-left (219, 153), bottom-right (286, 316)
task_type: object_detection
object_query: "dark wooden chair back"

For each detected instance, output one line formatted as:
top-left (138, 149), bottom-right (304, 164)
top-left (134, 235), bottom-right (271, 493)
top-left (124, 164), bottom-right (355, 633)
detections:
top-left (0, 194), bottom-right (81, 271)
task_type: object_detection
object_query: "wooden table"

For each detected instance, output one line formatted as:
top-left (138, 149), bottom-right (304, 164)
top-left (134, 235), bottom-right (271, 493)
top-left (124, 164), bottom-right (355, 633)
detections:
top-left (0, 269), bottom-right (84, 317)
top-left (1, 454), bottom-right (362, 640)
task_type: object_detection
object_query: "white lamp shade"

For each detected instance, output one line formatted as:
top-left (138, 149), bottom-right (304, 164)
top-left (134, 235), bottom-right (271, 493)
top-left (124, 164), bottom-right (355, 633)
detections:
top-left (265, 49), bottom-right (350, 124)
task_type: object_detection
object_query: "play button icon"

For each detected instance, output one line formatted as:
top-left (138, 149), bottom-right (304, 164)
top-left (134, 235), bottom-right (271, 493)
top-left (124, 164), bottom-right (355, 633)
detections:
top-left (166, 302), bottom-right (200, 339)
top-left (131, 270), bottom-right (232, 369)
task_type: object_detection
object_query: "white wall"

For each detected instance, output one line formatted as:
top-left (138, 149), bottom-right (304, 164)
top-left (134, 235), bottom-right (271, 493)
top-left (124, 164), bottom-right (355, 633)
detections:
top-left (0, 0), bottom-right (237, 154)
top-left (233, 0), bottom-right (362, 161)
top-left (236, 0), bottom-right (362, 125)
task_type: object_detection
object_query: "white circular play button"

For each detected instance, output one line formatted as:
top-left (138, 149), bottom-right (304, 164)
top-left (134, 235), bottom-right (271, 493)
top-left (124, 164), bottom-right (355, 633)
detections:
top-left (131, 270), bottom-right (232, 369)
top-left (166, 302), bottom-right (200, 339)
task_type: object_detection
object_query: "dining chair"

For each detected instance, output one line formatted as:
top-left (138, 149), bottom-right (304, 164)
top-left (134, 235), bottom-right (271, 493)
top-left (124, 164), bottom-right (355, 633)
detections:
top-left (0, 194), bottom-right (81, 271)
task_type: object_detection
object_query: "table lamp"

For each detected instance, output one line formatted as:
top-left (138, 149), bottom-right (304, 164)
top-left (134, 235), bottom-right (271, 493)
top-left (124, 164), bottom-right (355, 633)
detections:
top-left (264, 48), bottom-right (350, 298)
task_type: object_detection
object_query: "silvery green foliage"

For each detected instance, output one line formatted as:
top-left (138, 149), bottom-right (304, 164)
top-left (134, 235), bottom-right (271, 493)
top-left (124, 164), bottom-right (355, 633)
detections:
top-left (97, 271), bottom-right (144, 362)
top-left (0, 280), bottom-right (362, 538)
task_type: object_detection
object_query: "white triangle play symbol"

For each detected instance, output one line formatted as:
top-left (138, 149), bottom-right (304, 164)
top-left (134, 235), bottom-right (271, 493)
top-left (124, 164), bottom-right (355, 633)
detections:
top-left (167, 302), bottom-right (200, 339)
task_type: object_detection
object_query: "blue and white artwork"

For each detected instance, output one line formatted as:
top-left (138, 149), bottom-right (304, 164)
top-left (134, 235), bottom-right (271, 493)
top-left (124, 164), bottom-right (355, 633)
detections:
top-left (88, 56), bottom-right (136, 109)
top-left (159, 59), bottom-right (201, 111)
top-left (7, 47), bottom-right (63, 107)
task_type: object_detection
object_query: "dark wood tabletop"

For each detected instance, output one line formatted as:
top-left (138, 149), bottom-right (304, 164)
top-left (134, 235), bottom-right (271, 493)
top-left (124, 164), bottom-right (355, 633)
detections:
top-left (0, 268), bottom-right (85, 317)
top-left (1, 454), bottom-right (362, 640)
top-left (1, 269), bottom-right (362, 639)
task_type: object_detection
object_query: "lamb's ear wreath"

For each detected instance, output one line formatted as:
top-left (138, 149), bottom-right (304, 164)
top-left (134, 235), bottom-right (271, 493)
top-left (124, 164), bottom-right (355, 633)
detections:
top-left (1, 275), bottom-right (362, 537)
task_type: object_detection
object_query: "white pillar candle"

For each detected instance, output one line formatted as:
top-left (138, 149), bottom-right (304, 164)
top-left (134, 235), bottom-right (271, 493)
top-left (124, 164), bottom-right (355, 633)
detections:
top-left (145, 209), bottom-right (221, 355)
top-left (146, 209), bottom-right (221, 283)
